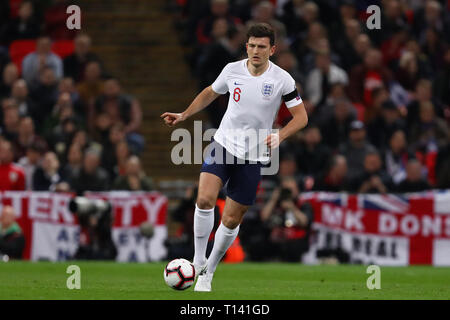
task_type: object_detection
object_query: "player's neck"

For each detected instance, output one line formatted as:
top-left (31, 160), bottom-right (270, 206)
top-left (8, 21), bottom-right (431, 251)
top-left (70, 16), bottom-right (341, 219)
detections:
top-left (246, 59), bottom-right (269, 76)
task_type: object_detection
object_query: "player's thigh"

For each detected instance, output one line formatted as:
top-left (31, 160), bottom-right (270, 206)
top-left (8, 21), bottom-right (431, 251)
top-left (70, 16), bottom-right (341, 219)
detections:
top-left (221, 196), bottom-right (249, 229)
top-left (196, 172), bottom-right (223, 209)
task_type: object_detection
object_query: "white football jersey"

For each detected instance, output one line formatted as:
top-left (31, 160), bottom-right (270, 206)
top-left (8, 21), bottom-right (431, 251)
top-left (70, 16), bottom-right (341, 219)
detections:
top-left (211, 58), bottom-right (302, 162)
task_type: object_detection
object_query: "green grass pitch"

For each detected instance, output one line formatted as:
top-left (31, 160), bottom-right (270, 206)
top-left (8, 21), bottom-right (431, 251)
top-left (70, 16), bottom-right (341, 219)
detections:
top-left (0, 261), bottom-right (449, 300)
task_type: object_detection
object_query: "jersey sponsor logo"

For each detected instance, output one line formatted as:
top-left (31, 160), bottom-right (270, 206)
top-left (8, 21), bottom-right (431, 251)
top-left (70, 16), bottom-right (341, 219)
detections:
top-left (261, 82), bottom-right (274, 98)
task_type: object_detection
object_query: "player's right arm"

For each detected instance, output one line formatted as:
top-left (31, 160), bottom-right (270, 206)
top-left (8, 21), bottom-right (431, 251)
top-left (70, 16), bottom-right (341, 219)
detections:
top-left (160, 85), bottom-right (220, 127)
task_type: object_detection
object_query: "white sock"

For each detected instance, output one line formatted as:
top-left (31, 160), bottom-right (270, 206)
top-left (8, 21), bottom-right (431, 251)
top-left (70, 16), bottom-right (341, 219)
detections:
top-left (193, 204), bottom-right (215, 267)
top-left (207, 222), bottom-right (240, 274)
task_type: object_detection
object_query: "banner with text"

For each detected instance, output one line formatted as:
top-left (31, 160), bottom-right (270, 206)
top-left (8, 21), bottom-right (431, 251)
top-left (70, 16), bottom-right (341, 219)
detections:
top-left (301, 191), bottom-right (450, 266)
top-left (0, 191), bottom-right (167, 262)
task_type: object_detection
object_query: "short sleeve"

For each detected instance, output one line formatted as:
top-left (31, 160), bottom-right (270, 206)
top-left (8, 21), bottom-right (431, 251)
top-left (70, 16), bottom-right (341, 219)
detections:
top-left (211, 64), bottom-right (230, 94)
top-left (282, 73), bottom-right (302, 108)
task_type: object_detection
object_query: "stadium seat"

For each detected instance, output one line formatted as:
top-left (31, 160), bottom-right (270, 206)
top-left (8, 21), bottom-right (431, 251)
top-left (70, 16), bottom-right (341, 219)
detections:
top-left (9, 40), bottom-right (36, 73)
top-left (51, 40), bottom-right (75, 59)
top-left (9, 39), bottom-right (74, 74)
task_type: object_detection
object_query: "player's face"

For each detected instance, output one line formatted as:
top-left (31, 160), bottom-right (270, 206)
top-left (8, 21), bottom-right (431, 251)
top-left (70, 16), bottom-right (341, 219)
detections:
top-left (246, 37), bottom-right (275, 68)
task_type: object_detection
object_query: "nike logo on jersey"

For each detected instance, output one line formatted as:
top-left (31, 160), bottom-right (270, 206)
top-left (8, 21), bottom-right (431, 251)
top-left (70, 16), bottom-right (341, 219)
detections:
top-left (234, 82), bottom-right (243, 86)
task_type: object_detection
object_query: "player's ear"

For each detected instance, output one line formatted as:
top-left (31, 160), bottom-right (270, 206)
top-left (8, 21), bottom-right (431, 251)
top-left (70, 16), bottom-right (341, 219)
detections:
top-left (269, 45), bottom-right (276, 56)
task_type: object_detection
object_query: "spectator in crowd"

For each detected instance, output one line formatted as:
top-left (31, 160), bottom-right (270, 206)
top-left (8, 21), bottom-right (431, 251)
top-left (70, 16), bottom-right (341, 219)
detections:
top-left (329, 0), bottom-right (358, 44)
top-left (64, 33), bottom-right (102, 82)
top-left (406, 79), bottom-right (444, 131)
top-left (350, 151), bottom-right (393, 193)
top-left (434, 47), bottom-right (450, 107)
top-left (91, 78), bottom-right (142, 135)
top-left (313, 154), bottom-right (349, 192)
top-left (293, 23), bottom-right (334, 76)
top-left (348, 48), bottom-right (393, 106)
top-left (396, 159), bottom-right (430, 192)
top-left (196, 0), bottom-right (242, 46)
top-left (260, 176), bottom-right (313, 262)
top-left (47, 115), bottom-right (80, 162)
top-left (69, 147), bottom-right (109, 195)
top-left (383, 129), bottom-right (414, 185)
top-left (71, 129), bottom-right (92, 152)
top-left (395, 39), bottom-right (433, 92)
top-left (44, 91), bottom-right (80, 137)
top-left (364, 85), bottom-right (390, 124)
top-left (113, 140), bottom-right (130, 178)
top-left (18, 141), bottom-right (45, 190)
top-left (0, 140), bottom-right (25, 191)
top-left (76, 61), bottom-right (104, 112)
top-left (333, 18), bottom-right (363, 71)
top-left (412, 0), bottom-right (450, 42)
top-left (61, 142), bottom-right (83, 182)
top-left (339, 120), bottom-right (377, 181)
top-left (0, 0), bottom-right (40, 45)
top-left (11, 79), bottom-right (36, 119)
top-left (0, 206), bottom-right (25, 259)
top-left (274, 153), bottom-right (302, 185)
top-left (292, 124), bottom-right (332, 180)
top-left (28, 66), bottom-right (59, 132)
top-left (58, 77), bottom-right (84, 116)
top-left (280, 0), bottom-right (319, 39)
top-left (1, 99), bottom-right (20, 142)
top-left (100, 123), bottom-right (125, 177)
top-left (421, 27), bottom-right (447, 73)
top-left (367, 99), bottom-right (406, 150)
top-left (435, 142), bottom-right (450, 189)
top-left (274, 50), bottom-right (303, 85)
top-left (92, 78), bottom-right (144, 153)
top-left (22, 36), bottom-right (63, 87)
top-left (320, 97), bottom-right (357, 150)
top-left (352, 33), bottom-right (372, 67)
top-left (305, 49), bottom-right (348, 111)
top-left (14, 116), bottom-right (47, 161)
top-left (32, 151), bottom-right (63, 191)
top-left (0, 63), bottom-right (19, 99)
top-left (409, 101), bottom-right (449, 152)
top-left (112, 155), bottom-right (154, 191)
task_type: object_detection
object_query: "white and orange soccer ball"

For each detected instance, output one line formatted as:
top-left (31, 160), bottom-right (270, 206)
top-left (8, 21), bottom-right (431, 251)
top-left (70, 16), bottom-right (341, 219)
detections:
top-left (163, 258), bottom-right (196, 290)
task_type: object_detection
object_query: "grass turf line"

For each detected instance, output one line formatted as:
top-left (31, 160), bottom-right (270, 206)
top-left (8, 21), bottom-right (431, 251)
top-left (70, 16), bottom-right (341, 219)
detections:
top-left (0, 262), bottom-right (449, 300)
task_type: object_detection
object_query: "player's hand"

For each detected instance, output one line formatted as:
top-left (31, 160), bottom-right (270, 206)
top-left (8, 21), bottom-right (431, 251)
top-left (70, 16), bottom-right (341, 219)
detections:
top-left (264, 133), bottom-right (281, 149)
top-left (160, 112), bottom-right (185, 127)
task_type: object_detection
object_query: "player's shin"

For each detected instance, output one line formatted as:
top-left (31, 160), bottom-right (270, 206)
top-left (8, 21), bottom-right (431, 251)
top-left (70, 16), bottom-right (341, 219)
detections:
top-left (206, 222), bottom-right (240, 274)
top-left (193, 204), bottom-right (215, 268)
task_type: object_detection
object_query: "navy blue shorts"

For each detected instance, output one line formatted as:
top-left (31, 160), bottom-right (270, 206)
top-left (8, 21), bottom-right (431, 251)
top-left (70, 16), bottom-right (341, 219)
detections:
top-left (200, 140), bottom-right (263, 206)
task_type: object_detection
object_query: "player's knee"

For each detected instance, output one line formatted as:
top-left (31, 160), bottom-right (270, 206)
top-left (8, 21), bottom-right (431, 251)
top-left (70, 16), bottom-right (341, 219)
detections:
top-left (196, 196), bottom-right (216, 210)
top-left (221, 214), bottom-right (241, 229)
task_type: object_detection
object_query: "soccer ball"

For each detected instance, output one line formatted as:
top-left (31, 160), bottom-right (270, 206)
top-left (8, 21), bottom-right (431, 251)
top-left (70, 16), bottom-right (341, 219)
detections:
top-left (163, 258), bottom-right (196, 290)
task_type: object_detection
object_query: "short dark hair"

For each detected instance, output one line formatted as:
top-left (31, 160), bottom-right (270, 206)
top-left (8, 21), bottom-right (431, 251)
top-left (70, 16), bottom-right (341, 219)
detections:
top-left (246, 23), bottom-right (275, 46)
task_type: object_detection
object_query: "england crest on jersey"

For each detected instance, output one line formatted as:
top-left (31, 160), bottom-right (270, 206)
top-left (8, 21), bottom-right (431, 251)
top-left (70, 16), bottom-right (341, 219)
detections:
top-left (261, 82), bottom-right (274, 98)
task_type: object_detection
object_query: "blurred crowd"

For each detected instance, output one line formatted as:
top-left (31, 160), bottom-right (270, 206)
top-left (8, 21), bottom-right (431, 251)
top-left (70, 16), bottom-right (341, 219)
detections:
top-left (0, 0), bottom-right (151, 196)
top-left (174, 0), bottom-right (450, 193)
top-left (169, 0), bottom-right (450, 262)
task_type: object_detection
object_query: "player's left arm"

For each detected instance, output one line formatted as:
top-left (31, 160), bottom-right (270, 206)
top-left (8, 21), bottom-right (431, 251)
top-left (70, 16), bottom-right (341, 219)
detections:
top-left (265, 102), bottom-right (308, 149)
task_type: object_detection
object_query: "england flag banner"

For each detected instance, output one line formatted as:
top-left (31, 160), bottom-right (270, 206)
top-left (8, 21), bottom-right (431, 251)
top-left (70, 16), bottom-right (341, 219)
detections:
top-left (0, 191), bottom-right (167, 262)
top-left (301, 191), bottom-right (450, 266)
